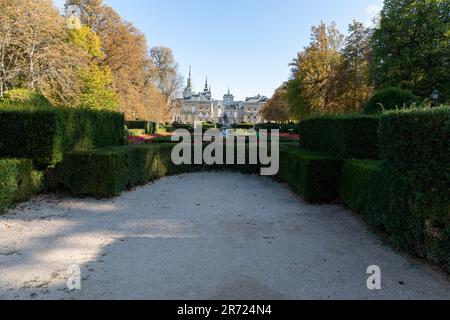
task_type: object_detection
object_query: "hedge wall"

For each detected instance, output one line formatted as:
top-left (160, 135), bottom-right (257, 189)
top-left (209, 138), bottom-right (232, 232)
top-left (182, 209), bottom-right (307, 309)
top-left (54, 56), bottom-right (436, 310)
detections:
top-left (255, 123), bottom-right (280, 131)
top-left (0, 159), bottom-right (44, 213)
top-left (0, 105), bottom-right (124, 168)
top-left (338, 160), bottom-right (381, 212)
top-left (125, 121), bottom-right (159, 134)
top-left (299, 115), bottom-right (381, 159)
top-left (58, 144), bottom-right (340, 202)
top-left (280, 123), bottom-right (299, 134)
top-left (365, 107), bottom-right (450, 270)
top-left (172, 123), bottom-right (193, 130)
top-left (232, 123), bottom-right (254, 130)
top-left (278, 146), bottom-right (341, 203)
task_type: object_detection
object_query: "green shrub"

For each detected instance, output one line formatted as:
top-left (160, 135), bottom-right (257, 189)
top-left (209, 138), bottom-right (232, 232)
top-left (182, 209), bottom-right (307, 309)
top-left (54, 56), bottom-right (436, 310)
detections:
top-left (0, 159), bottom-right (44, 213)
top-left (125, 121), bottom-right (157, 134)
top-left (299, 114), bottom-right (381, 159)
top-left (0, 106), bottom-right (124, 168)
top-left (278, 146), bottom-right (341, 203)
top-left (3, 88), bottom-right (51, 107)
top-left (255, 123), bottom-right (280, 131)
top-left (232, 123), bottom-right (254, 130)
top-left (58, 145), bottom-right (173, 197)
top-left (379, 107), bottom-right (450, 174)
top-left (60, 144), bottom-right (339, 203)
top-left (199, 122), bottom-right (216, 132)
top-left (338, 160), bottom-right (381, 212)
top-left (366, 107), bottom-right (450, 270)
top-left (128, 129), bottom-right (146, 136)
top-left (280, 123), bottom-right (299, 134)
top-left (57, 143), bottom-right (272, 198)
top-left (147, 136), bottom-right (177, 144)
top-left (58, 144), bottom-right (210, 197)
top-left (365, 164), bottom-right (426, 253)
top-left (58, 148), bottom-right (129, 197)
top-left (172, 123), bottom-right (193, 130)
top-left (163, 126), bottom-right (176, 133)
top-left (364, 87), bottom-right (419, 114)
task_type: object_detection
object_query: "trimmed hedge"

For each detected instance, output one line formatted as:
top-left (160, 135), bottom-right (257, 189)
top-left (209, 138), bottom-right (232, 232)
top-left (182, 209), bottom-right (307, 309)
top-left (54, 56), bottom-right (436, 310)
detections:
top-left (0, 159), bottom-right (44, 213)
top-left (338, 160), bottom-right (381, 212)
top-left (58, 144), bottom-right (263, 197)
top-left (59, 144), bottom-right (340, 202)
top-left (299, 115), bottom-right (381, 159)
top-left (57, 145), bottom-right (174, 197)
top-left (280, 123), bottom-right (299, 134)
top-left (232, 123), bottom-right (254, 130)
top-left (379, 108), bottom-right (450, 175)
top-left (125, 121), bottom-right (157, 134)
top-left (255, 123), bottom-right (280, 131)
top-left (172, 123), bottom-right (193, 130)
top-left (278, 146), bottom-right (341, 203)
top-left (365, 107), bottom-right (450, 270)
top-left (0, 105), bottom-right (124, 168)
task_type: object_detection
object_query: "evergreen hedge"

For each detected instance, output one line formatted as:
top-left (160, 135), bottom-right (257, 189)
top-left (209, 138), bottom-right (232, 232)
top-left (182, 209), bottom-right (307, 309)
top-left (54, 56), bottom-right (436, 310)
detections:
top-left (125, 121), bottom-right (157, 134)
top-left (232, 123), bottom-right (254, 130)
top-left (0, 104), bottom-right (124, 168)
top-left (338, 160), bottom-right (381, 212)
top-left (299, 115), bottom-right (381, 159)
top-left (59, 144), bottom-right (341, 202)
top-left (365, 107), bottom-right (450, 270)
top-left (57, 144), bottom-right (262, 198)
top-left (278, 146), bottom-right (341, 203)
top-left (280, 123), bottom-right (299, 134)
top-left (255, 123), bottom-right (280, 131)
top-left (0, 159), bottom-right (44, 213)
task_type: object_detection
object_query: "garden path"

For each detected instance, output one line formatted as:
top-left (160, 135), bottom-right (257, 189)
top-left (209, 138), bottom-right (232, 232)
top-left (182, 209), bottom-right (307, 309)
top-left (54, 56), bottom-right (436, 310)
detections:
top-left (1, 172), bottom-right (449, 299)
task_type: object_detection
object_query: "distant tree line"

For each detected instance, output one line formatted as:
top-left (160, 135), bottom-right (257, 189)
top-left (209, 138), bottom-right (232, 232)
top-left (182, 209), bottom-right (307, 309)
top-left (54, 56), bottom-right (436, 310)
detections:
top-left (262, 0), bottom-right (449, 121)
top-left (0, 0), bottom-right (183, 121)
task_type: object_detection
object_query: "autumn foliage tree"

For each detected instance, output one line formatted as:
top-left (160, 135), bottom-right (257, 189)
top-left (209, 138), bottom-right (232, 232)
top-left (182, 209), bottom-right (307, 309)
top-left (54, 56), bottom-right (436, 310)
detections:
top-left (285, 0), bottom-right (449, 119)
top-left (150, 46), bottom-right (184, 120)
top-left (65, 0), bottom-right (181, 121)
top-left (261, 85), bottom-right (291, 122)
top-left (288, 22), bottom-right (345, 116)
top-left (68, 25), bottom-right (118, 110)
top-left (0, 0), bottom-right (181, 121)
top-left (287, 21), bottom-right (374, 118)
top-left (338, 21), bottom-right (374, 111)
top-left (0, 0), bottom-right (83, 104)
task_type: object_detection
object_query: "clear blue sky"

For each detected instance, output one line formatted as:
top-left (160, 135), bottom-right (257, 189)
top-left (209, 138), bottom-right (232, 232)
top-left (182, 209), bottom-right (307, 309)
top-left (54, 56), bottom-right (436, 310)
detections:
top-left (54, 0), bottom-right (383, 100)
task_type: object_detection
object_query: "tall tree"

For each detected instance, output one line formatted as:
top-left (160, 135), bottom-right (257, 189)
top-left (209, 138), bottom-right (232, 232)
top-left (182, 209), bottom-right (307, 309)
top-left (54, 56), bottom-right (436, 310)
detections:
top-left (288, 21), bottom-right (344, 116)
top-left (338, 21), bottom-right (374, 111)
top-left (261, 85), bottom-right (291, 122)
top-left (0, 0), bottom-right (83, 103)
top-left (0, 0), bottom-right (19, 97)
top-left (68, 26), bottom-right (118, 110)
top-left (371, 0), bottom-right (450, 101)
top-left (150, 46), bottom-right (184, 118)
top-left (64, 0), bottom-right (169, 120)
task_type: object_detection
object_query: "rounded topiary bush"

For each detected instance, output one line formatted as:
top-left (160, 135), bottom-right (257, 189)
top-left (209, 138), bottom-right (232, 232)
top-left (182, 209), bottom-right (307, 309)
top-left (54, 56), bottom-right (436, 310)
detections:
top-left (364, 87), bottom-right (418, 114)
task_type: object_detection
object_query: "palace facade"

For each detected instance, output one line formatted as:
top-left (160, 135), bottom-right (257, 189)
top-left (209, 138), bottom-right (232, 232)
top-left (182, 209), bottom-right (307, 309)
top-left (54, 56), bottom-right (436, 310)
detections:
top-left (172, 67), bottom-right (268, 125)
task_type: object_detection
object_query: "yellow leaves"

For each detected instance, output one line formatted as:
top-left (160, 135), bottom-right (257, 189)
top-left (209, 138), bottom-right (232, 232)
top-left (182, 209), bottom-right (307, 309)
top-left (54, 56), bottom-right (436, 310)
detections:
top-left (68, 26), bottom-right (104, 59)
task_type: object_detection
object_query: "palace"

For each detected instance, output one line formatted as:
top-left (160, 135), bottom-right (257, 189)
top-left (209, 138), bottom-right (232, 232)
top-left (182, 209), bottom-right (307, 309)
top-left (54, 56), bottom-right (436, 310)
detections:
top-left (172, 67), bottom-right (268, 125)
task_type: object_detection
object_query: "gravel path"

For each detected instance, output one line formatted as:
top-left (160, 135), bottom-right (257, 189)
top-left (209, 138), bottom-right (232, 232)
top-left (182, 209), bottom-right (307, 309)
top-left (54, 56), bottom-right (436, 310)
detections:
top-left (0, 172), bottom-right (449, 300)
